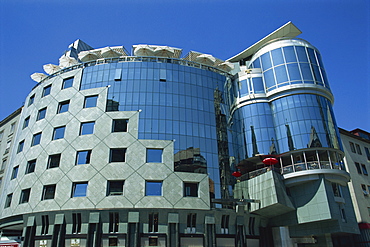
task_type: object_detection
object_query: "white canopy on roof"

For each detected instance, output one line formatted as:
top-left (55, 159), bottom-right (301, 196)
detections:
top-left (153, 46), bottom-right (175, 58)
top-left (101, 46), bottom-right (123, 58)
top-left (43, 64), bottom-right (61, 75)
top-left (78, 51), bottom-right (99, 62)
top-left (59, 55), bottom-right (79, 68)
top-left (217, 62), bottom-right (234, 72)
top-left (31, 73), bottom-right (47, 82)
top-left (134, 45), bottom-right (155, 56)
top-left (195, 54), bottom-right (216, 66)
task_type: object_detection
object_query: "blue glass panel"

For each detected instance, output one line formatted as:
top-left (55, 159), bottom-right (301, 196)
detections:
top-left (260, 52), bottom-right (272, 71)
top-left (147, 149), bottom-right (163, 163)
top-left (283, 46), bottom-right (297, 63)
top-left (271, 48), bottom-right (284, 66)
top-left (76, 150), bottom-right (91, 165)
top-left (252, 77), bottom-right (264, 93)
top-left (53, 126), bottom-right (65, 140)
top-left (307, 48), bottom-right (317, 65)
top-left (32, 133), bottom-right (41, 146)
top-left (80, 122), bottom-right (95, 135)
top-left (274, 65), bottom-right (288, 84)
top-left (312, 65), bottom-right (322, 83)
top-left (252, 58), bottom-right (261, 68)
top-left (73, 183), bottom-right (87, 197)
top-left (287, 63), bottom-right (301, 81)
top-left (300, 63), bottom-right (313, 81)
top-left (263, 69), bottom-right (275, 88)
top-left (295, 46), bottom-right (309, 62)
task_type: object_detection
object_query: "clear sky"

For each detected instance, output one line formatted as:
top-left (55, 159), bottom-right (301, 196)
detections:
top-left (0, 0), bottom-right (369, 131)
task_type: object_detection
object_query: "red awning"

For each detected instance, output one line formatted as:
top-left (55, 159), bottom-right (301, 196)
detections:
top-left (359, 223), bottom-right (370, 229)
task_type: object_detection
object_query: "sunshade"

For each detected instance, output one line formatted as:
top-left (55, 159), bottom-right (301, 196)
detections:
top-left (101, 46), bottom-right (122, 58)
top-left (43, 64), bottom-right (61, 75)
top-left (217, 62), bottom-right (234, 72)
top-left (59, 55), bottom-right (79, 68)
top-left (195, 54), bottom-right (216, 66)
top-left (134, 45), bottom-right (155, 56)
top-left (153, 46), bottom-right (175, 57)
top-left (31, 73), bottom-right (47, 82)
top-left (78, 51), bottom-right (99, 62)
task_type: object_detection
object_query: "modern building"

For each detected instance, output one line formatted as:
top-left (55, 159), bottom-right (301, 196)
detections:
top-left (0, 22), bottom-right (360, 247)
top-left (340, 128), bottom-right (370, 246)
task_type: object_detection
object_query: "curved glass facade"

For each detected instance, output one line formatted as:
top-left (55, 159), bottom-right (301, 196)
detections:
top-left (80, 60), bottom-right (232, 199)
top-left (232, 38), bottom-right (342, 164)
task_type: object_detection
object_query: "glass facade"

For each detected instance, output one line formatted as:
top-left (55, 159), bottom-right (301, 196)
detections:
top-left (80, 60), bottom-right (232, 199)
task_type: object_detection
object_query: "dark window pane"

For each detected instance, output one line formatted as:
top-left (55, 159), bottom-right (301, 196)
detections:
top-left (37, 108), bottom-right (47, 121)
top-left (28, 94), bottom-right (35, 106)
top-left (62, 77), bottom-right (74, 89)
top-left (48, 154), bottom-right (61, 168)
top-left (23, 116), bottom-right (30, 129)
top-left (26, 159), bottom-right (36, 174)
top-left (5, 194), bottom-right (12, 208)
top-left (184, 183), bottom-right (198, 197)
top-left (17, 141), bottom-right (24, 153)
top-left (42, 85), bottom-right (51, 97)
top-left (84, 95), bottom-right (98, 108)
top-left (112, 119), bottom-right (128, 132)
top-left (53, 126), bottom-right (65, 140)
top-left (20, 188), bottom-right (31, 203)
top-left (260, 52), bottom-right (272, 71)
top-left (146, 149), bottom-right (163, 163)
top-left (271, 48), bottom-right (284, 66)
top-left (76, 150), bottom-right (91, 165)
top-left (11, 166), bottom-right (19, 179)
top-left (283, 46), bottom-right (297, 63)
top-left (80, 122), bottom-right (95, 135)
top-left (42, 185), bottom-right (56, 200)
top-left (110, 148), bottom-right (126, 162)
top-left (32, 133), bottom-right (42, 146)
top-left (107, 180), bottom-right (124, 196)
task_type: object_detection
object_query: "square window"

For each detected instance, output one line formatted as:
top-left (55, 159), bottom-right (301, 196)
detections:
top-left (37, 108), bottom-right (47, 121)
top-left (107, 180), bottom-right (124, 196)
top-left (11, 166), bottom-right (19, 179)
top-left (109, 148), bottom-right (126, 162)
top-left (31, 132), bottom-right (42, 146)
top-left (48, 154), bottom-right (61, 169)
top-left (112, 119), bottom-right (128, 132)
top-left (146, 149), bottom-right (163, 163)
top-left (80, 122), bottom-right (95, 135)
top-left (146, 181), bottom-right (162, 196)
top-left (62, 77), bottom-right (74, 89)
top-left (20, 188), bottom-right (31, 204)
top-left (42, 184), bottom-right (56, 200)
top-left (5, 193), bottom-right (12, 208)
top-left (42, 85), bottom-right (51, 97)
top-left (17, 140), bottom-right (24, 153)
top-left (23, 116), bottom-right (30, 129)
top-left (76, 150), bottom-right (91, 165)
top-left (72, 182), bottom-right (88, 197)
top-left (84, 95), bottom-right (98, 108)
top-left (53, 126), bottom-right (65, 140)
top-left (184, 183), bottom-right (198, 197)
top-left (57, 100), bottom-right (70, 114)
top-left (28, 94), bottom-right (35, 106)
top-left (26, 159), bottom-right (36, 174)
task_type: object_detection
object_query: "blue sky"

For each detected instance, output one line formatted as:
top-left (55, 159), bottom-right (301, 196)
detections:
top-left (0, 0), bottom-right (369, 131)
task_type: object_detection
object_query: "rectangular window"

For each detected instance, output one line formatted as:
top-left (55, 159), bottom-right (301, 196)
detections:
top-left (42, 85), bottom-right (51, 97)
top-left (28, 94), bottom-right (35, 106)
top-left (109, 212), bottom-right (119, 233)
top-left (148, 213), bottom-right (159, 232)
top-left (362, 164), bottom-right (368, 175)
top-left (31, 132), bottom-right (42, 146)
top-left (350, 142), bottom-right (356, 153)
top-left (62, 77), bottom-right (74, 89)
top-left (41, 215), bottom-right (49, 235)
top-left (109, 238), bottom-right (118, 246)
top-left (10, 122), bottom-right (15, 133)
top-left (23, 116), bottom-right (30, 129)
top-left (26, 159), bottom-right (36, 174)
top-left (366, 147), bottom-right (370, 161)
top-left (187, 213), bottom-right (196, 233)
top-left (146, 181), bottom-right (162, 196)
top-left (48, 154), bottom-right (61, 169)
top-left (340, 206), bottom-right (347, 223)
top-left (146, 149), bottom-right (163, 163)
top-left (109, 148), bottom-right (126, 162)
top-left (84, 95), bottom-right (98, 108)
top-left (114, 69), bottom-right (122, 81)
top-left (52, 126), bottom-right (66, 140)
top-left (355, 162), bottom-right (362, 174)
top-left (57, 100), bottom-right (70, 114)
top-left (42, 184), bottom-right (56, 200)
top-left (332, 183), bottom-right (342, 197)
top-left (76, 150), bottom-right (91, 165)
top-left (149, 237), bottom-right (158, 246)
top-left (17, 140), bottom-right (25, 153)
top-left (160, 69), bottom-right (166, 81)
top-left (80, 122), bottom-right (95, 135)
top-left (1, 159), bottom-right (7, 171)
top-left (356, 144), bottom-right (363, 155)
top-left (112, 119), bottom-right (128, 132)
top-left (37, 107), bottom-right (47, 121)
top-left (72, 182), bottom-right (88, 197)
top-left (72, 213), bottom-right (82, 234)
top-left (5, 193), bottom-right (12, 208)
top-left (0, 131), bottom-right (3, 141)
top-left (19, 188), bottom-right (31, 204)
top-left (184, 182), bottom-right (198, 197)
top-left (362, 184), bottom-right (368, 196)
top-left (107, 180), bottom-right (124, 196)
top-left (221, 215), bottom-right (230, 234)
top-left (11, 166), bottom-right (19, 179)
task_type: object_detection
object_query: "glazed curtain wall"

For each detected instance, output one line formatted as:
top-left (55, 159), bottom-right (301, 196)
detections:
top-left (80, 61), bottom-right (232, 199)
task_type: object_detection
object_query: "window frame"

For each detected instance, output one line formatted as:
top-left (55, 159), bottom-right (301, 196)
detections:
top-left (47, 154), bottom-right (61, 169)
top-left (107, 180), bottom-right (125, 196)
top-left (31, 132), bottom-right (42, 146)
top-left (112, 119), bottom-right (129, 132)
top-left (146, 148), bottom-right (163, 163)
top-left (57, 100), bottom-right (70, 114)
top-left (52, 126), bottom-right (66, 140)
top-left (17, 140), bottom-right (25, 153)
top-left (184, 182), bottom-right (199, 197)
top-left (42, 184), bottom-right (56, 200)
top-left (80, 121), bottom-right (95, 135)
top-left (83, 95), bottom-right (98, 108)
top-left (11, 166), bottom-right (19, 180)
top-left (350, 142), bottom-right (356, 153)
top-left (145, 181), bottom-right (163, 196)
top-left (26, 159), bottom-right (36, 174)
top-left (71, 182), bottom-right (88, 197)
top-left (5, 193), bottom-right (12, 208)
top-left (37, 107), bottom-right (47, 121)
top-left (23, 116), bottom-right (30, 129)
top-left (19, 188), bottom-right (31, 204)
top-left (62, 77), bottom-right (74, 89)
top-left (28, 94), bottom-right (35, 106)
top-left (42, 85), bottom-right (52, 97)
top-left (356, 144), bottom-right (362, 155)
top-left (76, 150), bottom-right (92, 165)
top-left (362, 164), bottom-right (368, 175)
top-left (109, 148), bottom-right (126, 163)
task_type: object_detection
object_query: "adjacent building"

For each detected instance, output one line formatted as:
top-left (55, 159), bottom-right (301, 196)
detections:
top-left (0, 22), bottom-right (361, 247)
